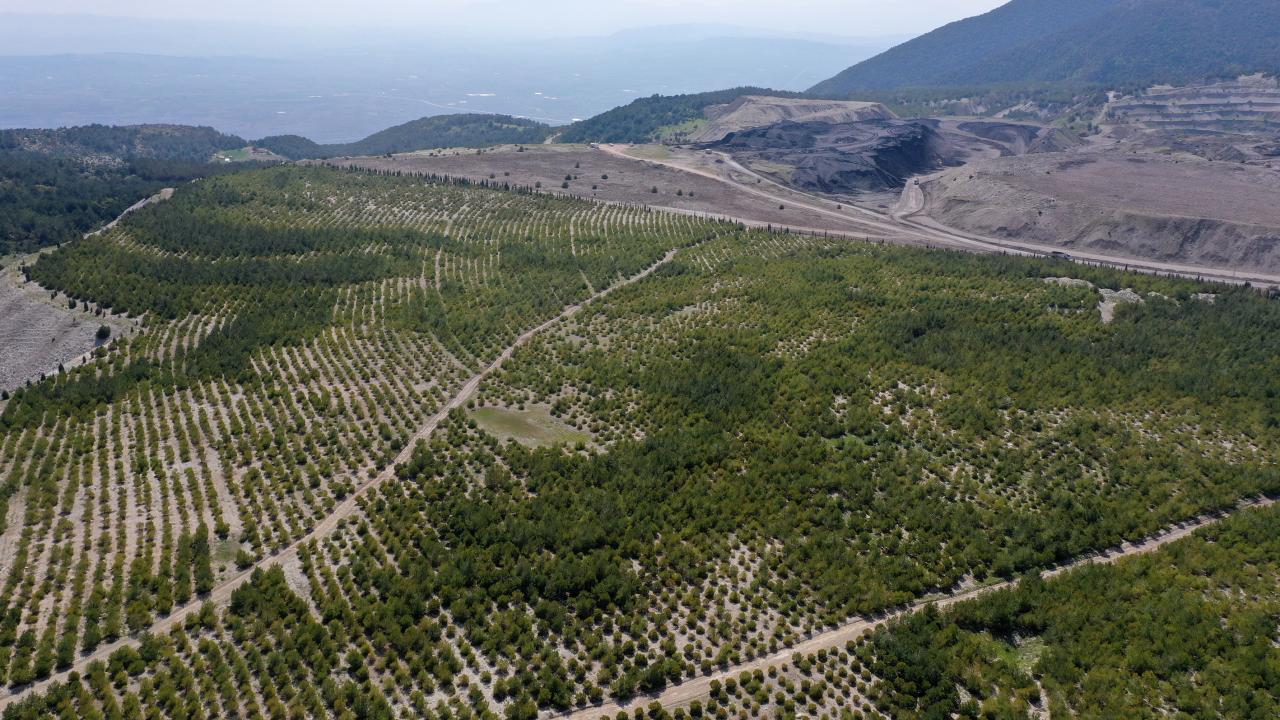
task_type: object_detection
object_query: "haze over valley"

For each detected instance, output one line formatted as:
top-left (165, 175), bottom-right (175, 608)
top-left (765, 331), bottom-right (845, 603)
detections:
top-left (0, 15), bottom-right (899, 142)
top-left (1, 2), bottom-right (1279, 719)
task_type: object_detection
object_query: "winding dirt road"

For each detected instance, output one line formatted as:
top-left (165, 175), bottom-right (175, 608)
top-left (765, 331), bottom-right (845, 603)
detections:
top-left (0, 248), bottom-right (682, 710)
top-left (556, 495), bottom-right (1277, 720)
top-left (598, 144), bottom-right (1280, 288)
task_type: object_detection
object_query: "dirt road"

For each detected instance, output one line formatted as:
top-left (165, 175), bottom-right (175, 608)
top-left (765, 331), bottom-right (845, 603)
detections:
top-left (85, 188), bottom-right (174, 238)
top-left (598, 144), bottom-right (1280, 288)
top-left (556, 495), bottom-right (1277, 720)
top-left (0, 183), bottom-right (165, 394)
top-left (0, 248), bottom-right (682, 710)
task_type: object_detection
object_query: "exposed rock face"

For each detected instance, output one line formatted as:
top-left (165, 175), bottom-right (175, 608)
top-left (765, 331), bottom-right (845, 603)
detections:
top-left (713, 119), bottom-right (952, 192)
top-left (1102, 76), bottom-right (1280, 163)
top-left (955, 121), bottom-right (1081, 155)
top-left (1106, 76), bottom-right (1280, 133)
top-left (912, 152), bottom-right (1280, 274)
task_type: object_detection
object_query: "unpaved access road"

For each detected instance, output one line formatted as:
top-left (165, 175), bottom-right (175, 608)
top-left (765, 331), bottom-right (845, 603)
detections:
top-left (0, 248), bottom-right (682, 710)
top-left (85, 188), bottom-right (174, 238)
top-left (599, 144), bottom-right (1280, 288)
top-left (557, 495), bottom-right (1277, 720)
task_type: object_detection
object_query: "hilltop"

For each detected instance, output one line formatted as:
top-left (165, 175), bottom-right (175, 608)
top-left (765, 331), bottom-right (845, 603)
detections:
top-left (0, 123), bottom-right (245, 164)
top-left (0, 124), bottom-right (256, 253)
top-left (556, 87), bottom-right (809, 144)
top-left (257, 113), bottom-right (554, 160)
top-left (811, 0), bottom-right (1280, 95)
top-left (689, 96), bottom-right (894, 143)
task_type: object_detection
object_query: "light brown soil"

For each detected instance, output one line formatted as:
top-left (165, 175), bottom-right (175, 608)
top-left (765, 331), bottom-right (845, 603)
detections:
top-left (0, 258), bottom-right (132, 393)
top-left (914, 152), bottom-right (1280, 275)
top-left (326, 143), bottom-right (1280, 287)
top-left (693, 96), bottom-right (894, 143)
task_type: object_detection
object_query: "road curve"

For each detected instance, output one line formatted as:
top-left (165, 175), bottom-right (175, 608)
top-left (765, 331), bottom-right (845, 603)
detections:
top-left (597, 144), bottom-right (1280, 289)
top-left (0, 248), bottom-right (683, 711)
top-left (553, 495), bottom-right (1277, 720)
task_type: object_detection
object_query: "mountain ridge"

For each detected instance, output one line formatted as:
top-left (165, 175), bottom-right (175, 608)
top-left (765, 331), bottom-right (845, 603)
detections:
top-left (811, 0), bottom-right (1280, 95)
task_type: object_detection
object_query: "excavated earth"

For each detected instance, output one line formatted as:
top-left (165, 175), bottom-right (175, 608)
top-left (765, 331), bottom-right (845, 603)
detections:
top-left (691, 96), bottom-right (895, 144)
top-left (711, 119), bottom-right (955, 193)
top-left (912, 152), bottom-right (1280, 274)
top-left (1102, 75), bottom-right (1280, 165)
top-left (709, 117), bottom-right (1078, 194)
top-left (946, 120), bottom-right (1082, 157)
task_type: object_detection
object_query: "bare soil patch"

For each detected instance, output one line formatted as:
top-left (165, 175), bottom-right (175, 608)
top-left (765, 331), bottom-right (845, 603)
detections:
top-left (692, 96), bottom-right (894, 143)
top-left (0, 257), bottom-right (132, 393)
top-left (916, 152), bottom-right (1280, 274)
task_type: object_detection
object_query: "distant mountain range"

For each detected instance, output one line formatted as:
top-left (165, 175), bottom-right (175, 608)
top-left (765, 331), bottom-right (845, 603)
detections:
top-left (0, 17), bottom-right (893, 143)
top-left (811, 0), bottom-right (1280, 95)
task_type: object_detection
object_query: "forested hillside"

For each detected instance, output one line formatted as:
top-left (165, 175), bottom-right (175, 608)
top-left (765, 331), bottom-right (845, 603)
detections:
top-left (256, 114), bottom-right (554, 159)
top-left (0, 123), bottom-right (265, 252)
top-left (557, 87), bottom-right (806, 144)
top-left (0, 151), bottom-right (256, 253)
top-left (0, 163), bottom-right (1277, 717)
top-left (812, 0), bottom-right (1280, 95)
top-left (0, 124), bottom-right (246, 163)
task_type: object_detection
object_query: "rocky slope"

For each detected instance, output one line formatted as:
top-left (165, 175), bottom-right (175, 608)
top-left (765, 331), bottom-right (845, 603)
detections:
top-left (713, 119), bottom-right (950, 192)
top-left (909, 152), bottom-right (1280, 273)
top-left (691, 96), bottom-right (895, 143)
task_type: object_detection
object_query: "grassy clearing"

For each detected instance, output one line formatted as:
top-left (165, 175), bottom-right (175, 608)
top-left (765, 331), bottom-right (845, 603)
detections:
top-left (624, 144), bottom-right (675, 160)
top-left (469, 405), bottom-right (589, 448)
top-left (656, 118), bottom-right (710, 143)
top-left (213, 148), bottom-right (253, 162)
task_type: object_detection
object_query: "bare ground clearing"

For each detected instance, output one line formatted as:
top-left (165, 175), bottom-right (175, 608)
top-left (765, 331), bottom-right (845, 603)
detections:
top-left (0, 257), bottom-right (132, 393)
top-left (594, 144), bottom-right (1280, 287)
top-left (910, 152), bottom-right (1280, 276)
top-left (0, 187), bottom-right (168, 393)
top-left (316, 140), bottom-right (1280, 287)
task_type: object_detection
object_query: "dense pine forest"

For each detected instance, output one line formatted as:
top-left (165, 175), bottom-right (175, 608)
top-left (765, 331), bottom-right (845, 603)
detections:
top-left (864, 502), bottom-right (1280, 719)
top-left (0, 151), bottom-right (260, 254)
top-left (0, 164), bottom-right (1276, 718)
top-left (0, 126), bottom-right (246, 164)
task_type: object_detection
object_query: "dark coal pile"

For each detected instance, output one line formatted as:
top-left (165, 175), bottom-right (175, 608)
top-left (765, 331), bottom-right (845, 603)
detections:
top-left (712, 119), bottom-right (952, 192)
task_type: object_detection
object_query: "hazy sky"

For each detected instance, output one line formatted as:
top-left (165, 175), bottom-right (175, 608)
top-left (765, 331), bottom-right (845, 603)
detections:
top-left (5, 0), bottom-right (1008, 37)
